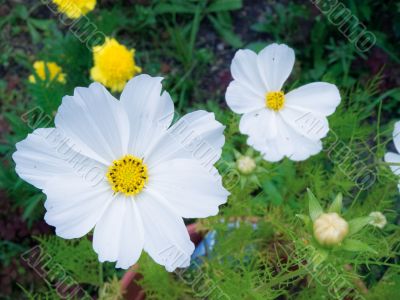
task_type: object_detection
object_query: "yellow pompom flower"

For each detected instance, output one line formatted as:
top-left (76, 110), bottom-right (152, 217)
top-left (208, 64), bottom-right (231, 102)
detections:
top-left (52, 0), bottom-right (96, 19)
top-left (90, 38), bottom-right (142, 92)
top-left (29, 61), bottom-right (66, 84)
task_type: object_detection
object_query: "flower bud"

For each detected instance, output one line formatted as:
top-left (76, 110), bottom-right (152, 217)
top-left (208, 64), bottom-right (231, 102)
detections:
top-left (369, 211), bottom-right (387, 229)
top-left (236, 156), bottom-right (256, 174)
top-left (313, 213), bottom-right (349, 246)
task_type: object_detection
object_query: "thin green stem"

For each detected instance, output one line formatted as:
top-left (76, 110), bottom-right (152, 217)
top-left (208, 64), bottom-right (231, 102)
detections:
top-left (350, 188), bottom-right (363, 210)
top-left (264, 267), bottom-right (309, 290)
top-left (98, 262), bottom-right (104, 286)
top-left (376, 99), bottom-right (383, 149)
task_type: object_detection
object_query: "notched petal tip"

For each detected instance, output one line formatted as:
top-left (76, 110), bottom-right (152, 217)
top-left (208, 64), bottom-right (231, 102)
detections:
top-left (233, 48), bottom-right (256, 59)
top-left (263, 42), bottom-right (294, 53)
top-left (156, 243), bottom-right (194, 272)
top-left (124, 74), bottom-right (164, 89)
top-left (257, 42), bottom-right (295, 92)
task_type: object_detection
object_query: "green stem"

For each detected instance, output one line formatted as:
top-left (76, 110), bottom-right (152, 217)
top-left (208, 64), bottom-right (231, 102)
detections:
top-left (376, 99), bottom-right (383, 148)
top-left (98, 262), bottom-right (104, 286)
top-left (264, 267), bottom-right (309, 290)
top-left (350, 188), bottom-right (363, 210)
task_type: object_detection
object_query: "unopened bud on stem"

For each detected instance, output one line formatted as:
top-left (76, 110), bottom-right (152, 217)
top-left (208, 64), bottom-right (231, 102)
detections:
top-left (313, 213), bottom-right (349, 246)
top-left (236, 156), bottom-right (256, 174)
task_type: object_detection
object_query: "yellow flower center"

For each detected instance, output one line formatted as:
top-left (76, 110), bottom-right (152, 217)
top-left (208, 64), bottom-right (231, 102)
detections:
top-left (106, 155), bottom-right (148, 196)
top-left (265, 91), bottom-right (285, 111)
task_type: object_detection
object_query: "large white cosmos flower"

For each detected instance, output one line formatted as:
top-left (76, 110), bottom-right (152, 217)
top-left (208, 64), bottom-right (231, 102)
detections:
top-left (13, 74), bottom-right (229, 271)
top-left (225, 43), bottom-right (341, 161)
top-left (384, 121), bottom-right (400, 191)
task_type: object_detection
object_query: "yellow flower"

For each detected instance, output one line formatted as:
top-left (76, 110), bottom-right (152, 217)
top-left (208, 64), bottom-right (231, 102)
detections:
top-left (29, 61), bottom-right (66, 84)
top-left (90, 38), bottom-right (142, 92)
top-left (52, 0), bottom-right (96, 19)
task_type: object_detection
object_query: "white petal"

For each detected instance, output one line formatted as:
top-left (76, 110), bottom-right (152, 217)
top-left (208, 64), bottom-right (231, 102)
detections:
top-left (248, 115), bottom-right (322, 162)
top-left (148, 159), bottom-right (229, 218)
top-left (273, 115), bottom-right (322, 160)
top-left (43, 174), bottom-right (112, 239)
top-left (257, 43), bottom-right (295, 91)
top-left (385, 152), bottom-right (400, 176)
top-left (231, 49), bottom-right (266, 96)
top-left (239, 109), bottom-right (278, 141)
top-left (280, 122), bottom-right (322, 161)
top-left (120, 75), bottom-right (174, 157)
top-left (260, 142), bottom-right (285, 162)
top-left (55, 82), bottom-right (130, 165)
top-left (280, 106), bottom-right (329, 140)
top-left (13, 128), bottom-right (105, 190)
top-left (247, 134), bottom-right (283, 162)
top-left (145, 110), bottom-right (225, 168)
top-left (285, 82), bottom-right (341, 117)
top-left (136, 191), bottom-right (194, 272)
top-left (225, 80), bottom-right (265, 114)
top-left (393, 121), bottom-right (400, 153)
top-left (93, 195), bottom-right (144, 269)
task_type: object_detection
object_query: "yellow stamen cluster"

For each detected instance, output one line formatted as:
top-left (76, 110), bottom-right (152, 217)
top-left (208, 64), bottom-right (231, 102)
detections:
top-left (106, 155), bottom-right (148, 196)
top-left (90, 38), bottom-right (142, 92)
top-left (29, 61), bottom-right (66, 84)
top-left (266, 91), bottom-right (285, 111)
top-left (52, 0), bottom-right (96, 19)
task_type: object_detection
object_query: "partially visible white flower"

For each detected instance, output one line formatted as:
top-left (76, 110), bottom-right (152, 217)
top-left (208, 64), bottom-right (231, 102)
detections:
top-left (369, 212), bottom-right (387, 229)
top-left (236, 156), bottom-right (256, 174)
top-left (313, 213), bottom-right (349, 246)
top-left (225, 43), bottom-right (341, 162)
top-left (384, 121), bottom-right (400, 191)
top-left (13, 75), bottom-right (229, 271)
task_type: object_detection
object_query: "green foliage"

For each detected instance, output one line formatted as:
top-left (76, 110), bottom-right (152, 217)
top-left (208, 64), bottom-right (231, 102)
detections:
top-left (251, 2), bottom-right (310, 43)
top-left (1, 0), bottom-right (400, 299)
top-left (307, 189), bottom-right (323, 221)
top-left (35, 236), bottom-right (102, 286)
top-left (18, 284), bottom-right (64, 300)
top-left (368, 268), bottom-right (400, 299)
top-left (328, 193), bottom-right (343, 213)
top-left (98, 275), bottom-right (124, 300)
top-left (138, 253), bottom-right (188, 299)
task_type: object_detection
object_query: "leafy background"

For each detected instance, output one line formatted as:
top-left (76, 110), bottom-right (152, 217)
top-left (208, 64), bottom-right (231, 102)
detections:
top-left (0, 0), bottom-right (399, 299)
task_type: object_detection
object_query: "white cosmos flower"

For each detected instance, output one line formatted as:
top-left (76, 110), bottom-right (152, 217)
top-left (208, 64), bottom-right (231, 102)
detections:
top-left (13, 74), bottom-right (229, 271)
top-left (225, 43), bottom-right (341, 161)
top-left (384, 121), bottom-right (400, 191)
